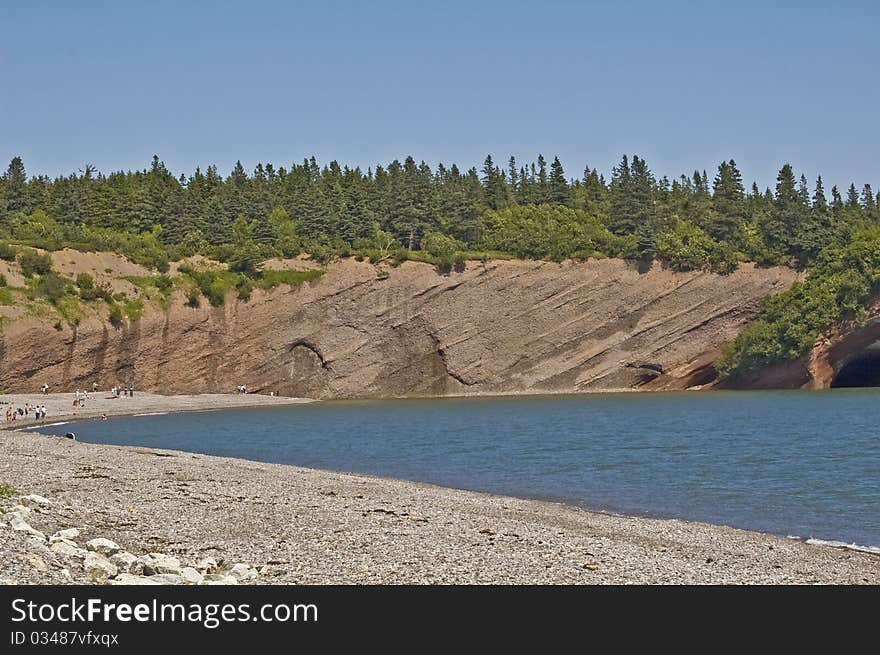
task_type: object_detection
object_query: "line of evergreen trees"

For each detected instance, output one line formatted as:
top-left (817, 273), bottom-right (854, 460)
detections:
top-left (1, 154), bottom-right (878, 271)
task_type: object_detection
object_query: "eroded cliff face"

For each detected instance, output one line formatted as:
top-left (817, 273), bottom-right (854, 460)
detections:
top-left (722, 305), bottom-right (880, 390)
top-left (0, 258), bottom-right (799, 398)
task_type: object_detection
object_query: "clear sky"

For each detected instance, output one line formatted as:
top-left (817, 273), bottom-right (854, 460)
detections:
top-left (1, 0), bottom-right (877, 191)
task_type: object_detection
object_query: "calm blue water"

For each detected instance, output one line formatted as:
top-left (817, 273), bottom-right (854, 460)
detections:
top-left (30, 391), bottom-right (880, 547)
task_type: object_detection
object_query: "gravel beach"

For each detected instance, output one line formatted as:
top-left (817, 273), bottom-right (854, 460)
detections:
top-left (1, 393), bottom-right (877, 584)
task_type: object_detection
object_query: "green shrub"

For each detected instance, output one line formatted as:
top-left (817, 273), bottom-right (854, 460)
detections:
top-left (257, 268), bottom-right (323, 289)
top-left (227, 247), bottom-right (261, 277)
top-left (421, 232), bottom-right (461, 259)
top-left (0, 483), bottom-right (15, 500)
top-left (0, 288), bottom-right (12, 305)
top-left (185, 288), bottom-right (200, 308)
top-left (0, 242), bottom-right (16, 261)
top-left (56, 295), bottom-right (83, 325)
top-left (75, 272), bottom-right (95, 290)
top-left (235, 276), bottom-right (253, 300)
top-left (18, 249), bottom-right (53, 277)
top-left (123, 298), bottom-right (144, 321)
top-left (452, 253), bottom-right (466, 272)
top-left (0, 273), bottom-right (6, 287)
top-left (36, 272), bottom-right (68, 304)
top-left (480, 204), bottom-right (618, 262)
top-left (655, 219), bottom-right (738, 273)
top-left (718, 227), bottom-right (880, 378)
top-left (154, 274), bottom-right (173, 293)
top-left (108, 302), bottom-right (124, 327)
top-left (75, 272), bottom-right (110, 301)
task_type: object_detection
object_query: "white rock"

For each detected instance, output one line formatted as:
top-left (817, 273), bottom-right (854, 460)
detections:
top-left (138, 553), bottom-right (182, 575)
top-left (200, 573), bottom-right (239, 585)
top-left (9, 515), bottom-right (46, 541)
top-left (85, 538), bottom-right (122, 556)
top-left (8, 504), bottom-right (31, 516)
top-left (83, 553), bottom-right (118, 583)
top-left (228, 563), bottom-right (258, 581)
top-left (148, 574), bottom-right (183, 585)
top-left (109, 552), bottom-right (141, 574)
top-left (195, 557), bottom-right (218, 573)
top-left (53, 528), bottom-right (80, 541)
top-left (23, 554), bottom-right (48, 572)
top-left (179, 567), bottom-right (203, 585)
top-left (112, 573), bottom-right (161, 586)
top-left (0, 576), bottom-right (17, 585)
top-left (50, 540), bottom-right (87, 559)
top-left (21, 494), bottom-right (52, 507)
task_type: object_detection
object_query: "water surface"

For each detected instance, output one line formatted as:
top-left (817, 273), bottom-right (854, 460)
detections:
top-left (31, 390), bottom-right (880, 547)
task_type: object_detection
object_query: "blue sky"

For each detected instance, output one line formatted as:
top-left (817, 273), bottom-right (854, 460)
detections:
top-left (1, 0), bottom-right (877, 191)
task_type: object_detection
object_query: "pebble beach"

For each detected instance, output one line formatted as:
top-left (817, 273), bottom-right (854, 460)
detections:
top-left (1, 393), bottom-right (877, 584)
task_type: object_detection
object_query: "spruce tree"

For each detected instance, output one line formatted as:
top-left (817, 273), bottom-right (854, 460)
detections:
top-left (3, 157), bottom-right (29, 214)
top-left (536, 155), bottom-right (549, 203)
top-left (548, 157), bottom-right (570, 206)
top-left (710, 159), bottom-right (745, 243)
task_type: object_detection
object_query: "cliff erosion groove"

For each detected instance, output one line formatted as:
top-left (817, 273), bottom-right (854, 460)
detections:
top-left (0, 258), bottom-right (798, 398)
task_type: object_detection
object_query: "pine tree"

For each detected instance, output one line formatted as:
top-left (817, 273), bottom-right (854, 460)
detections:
top-left (710, 160), bottom-right (745, 243)
top-left (763, 164), bottom-right (809, 261)
top-left (3, 157), bottom-right (29, 214)
top-left (507, 156), bottom-right (518, 200)
top-left (608, 154), bottom-right (654, 236)
top-left (480, 155), bottom-right (508, 211)
top-left (536, 155), bottom-right (549, 203)
top-left (608, 155), bottom-right (632, 235)
top-left (861, 184), bottom-right (877, 218)
top-left (548, 157), bottom-right (570, 206)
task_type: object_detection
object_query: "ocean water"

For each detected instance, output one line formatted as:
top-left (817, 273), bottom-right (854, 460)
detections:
top-left (29, 390), bottom-right (880, 548)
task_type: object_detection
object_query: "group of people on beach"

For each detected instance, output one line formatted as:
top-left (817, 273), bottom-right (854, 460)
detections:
top-left (111, 386), bottom-right (134, 398)
top-left (4, 403), bottom-right (47, 423)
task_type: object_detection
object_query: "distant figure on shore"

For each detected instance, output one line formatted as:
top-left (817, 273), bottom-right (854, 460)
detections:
top-left (41, 383), bottom-right (49, 394)
top-left (101, 413), bottom-right (107, 421)
top-left (64, 432), bottom-right (76, 440)
top-left (237, 384), bottom-right (247, 394)
top-left (39, 405), bottom-right (46, 420)
top-left (92, 382), bottom-right (98, 393)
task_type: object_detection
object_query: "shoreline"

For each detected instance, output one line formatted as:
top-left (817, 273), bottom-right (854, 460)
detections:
top-left (1, 394), bottom-right (878, 584)
top-left (1, 391), bottom-right (315, 431)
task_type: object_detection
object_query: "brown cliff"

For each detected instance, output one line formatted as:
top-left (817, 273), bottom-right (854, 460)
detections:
top-left (0, 256), bottom-right (799, 398)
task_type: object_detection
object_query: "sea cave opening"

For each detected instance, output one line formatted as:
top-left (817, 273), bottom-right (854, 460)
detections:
top-left (831, 350), bottom-right (880, 388)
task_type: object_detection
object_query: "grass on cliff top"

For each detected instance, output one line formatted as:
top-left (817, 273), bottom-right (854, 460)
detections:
top-left (124, 274), bottom-right (174, 294)
top-left (256, 268), bottom-right (323, 289)
top-left (178, 267), bottom-right (323, 307)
